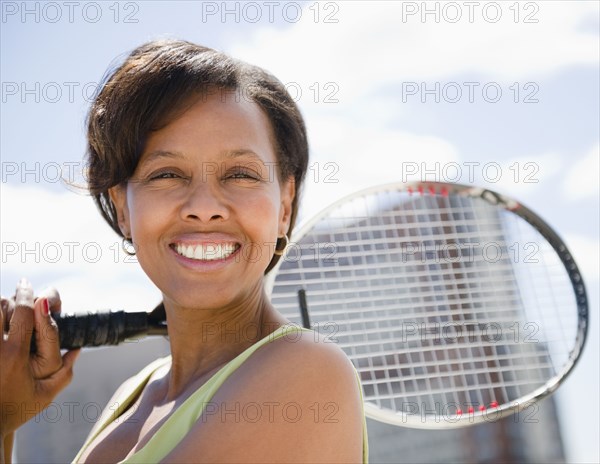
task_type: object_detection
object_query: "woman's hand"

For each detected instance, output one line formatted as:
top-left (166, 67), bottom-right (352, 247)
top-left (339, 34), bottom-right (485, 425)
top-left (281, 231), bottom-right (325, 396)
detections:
top-left (1, 279), bottom-right (80, 438)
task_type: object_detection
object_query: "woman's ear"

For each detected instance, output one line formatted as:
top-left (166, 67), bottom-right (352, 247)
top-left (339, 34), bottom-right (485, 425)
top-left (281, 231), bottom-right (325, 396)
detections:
top-left (279, 177), bottom-right (295, 236)
top-left (108, 184), bottom-right (131, 237)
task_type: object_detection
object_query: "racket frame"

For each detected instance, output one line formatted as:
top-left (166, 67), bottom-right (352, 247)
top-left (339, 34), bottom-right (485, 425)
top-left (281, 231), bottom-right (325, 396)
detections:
top-left (266, 181), bottom-right (588, 428)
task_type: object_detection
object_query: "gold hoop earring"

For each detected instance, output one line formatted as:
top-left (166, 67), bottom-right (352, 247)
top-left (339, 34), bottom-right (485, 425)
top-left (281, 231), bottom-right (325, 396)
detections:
top-left (122, 237), bottom-right (136, 256)
top-left (274, 235), bottom-right (289, 256)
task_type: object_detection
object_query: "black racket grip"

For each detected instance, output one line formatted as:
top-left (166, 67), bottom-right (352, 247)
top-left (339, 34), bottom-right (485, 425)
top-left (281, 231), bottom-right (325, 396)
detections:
top-left (30, 311), bottom-right (152, 352)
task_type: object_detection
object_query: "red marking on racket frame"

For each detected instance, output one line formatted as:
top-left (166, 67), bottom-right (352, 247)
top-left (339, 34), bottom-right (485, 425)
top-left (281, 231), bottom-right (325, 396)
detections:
top-left (490, 401), bottom-right (498, 408)
top-left (441, 187), bottom-right (449, 197)
top-left (456, 409), bottom-right (463, 416)
top-left (467, 407), bottom-right (475, 414)
top-left (418, 185), bottom-right (424, 195)
top-left (407, 186), bottom-right (413, 195)
top-left (479, 405), bottom-right (486, 412)
top-left (428, 185), bottom-right (436, 195)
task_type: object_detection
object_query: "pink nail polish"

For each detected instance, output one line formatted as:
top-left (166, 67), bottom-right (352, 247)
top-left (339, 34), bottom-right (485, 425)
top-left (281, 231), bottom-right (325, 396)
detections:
top-left (43, 298), bottom-right (49, 316)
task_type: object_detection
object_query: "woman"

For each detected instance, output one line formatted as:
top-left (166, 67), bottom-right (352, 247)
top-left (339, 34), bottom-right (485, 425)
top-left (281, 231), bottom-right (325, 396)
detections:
top-left (1, 40), bottom-right (368, 463)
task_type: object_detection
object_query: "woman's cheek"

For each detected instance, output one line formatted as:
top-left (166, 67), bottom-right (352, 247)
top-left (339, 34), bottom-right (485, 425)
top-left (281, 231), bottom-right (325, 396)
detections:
top-left (128, 192), bottom-right (170, 247)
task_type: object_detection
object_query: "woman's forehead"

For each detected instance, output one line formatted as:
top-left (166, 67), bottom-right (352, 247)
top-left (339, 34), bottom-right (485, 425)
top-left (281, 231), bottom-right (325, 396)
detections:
top-left (143, 91), bottom-right (277, 162)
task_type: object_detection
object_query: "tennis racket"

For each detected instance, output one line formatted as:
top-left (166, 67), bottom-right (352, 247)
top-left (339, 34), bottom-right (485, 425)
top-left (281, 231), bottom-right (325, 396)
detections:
top-left (266, 181), bottom-right (588, 429)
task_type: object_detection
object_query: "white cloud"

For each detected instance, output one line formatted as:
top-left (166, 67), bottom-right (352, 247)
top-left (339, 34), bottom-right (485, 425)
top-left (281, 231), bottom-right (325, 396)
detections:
top-left (231, 2), bottom-right (599, 102)
top-left (298, 119), bottom-right (461, 222)
top-left (562, 143), bottom-right (600, 202)
top-left (490, 151), bottom-right (564, 198)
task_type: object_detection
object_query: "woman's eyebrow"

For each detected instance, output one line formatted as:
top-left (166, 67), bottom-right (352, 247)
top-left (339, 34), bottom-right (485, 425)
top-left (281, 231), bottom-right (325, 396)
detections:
top-left (142, 150), bottom-right (185, 163)
top-left (222, 149), bottom-right (264, 162)
top-left (141, 149), bottom-right (267, 165)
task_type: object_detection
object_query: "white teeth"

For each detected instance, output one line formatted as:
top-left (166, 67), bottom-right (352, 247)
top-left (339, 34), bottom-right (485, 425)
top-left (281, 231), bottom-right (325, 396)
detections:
top-left (175, 243), bottom-right (238, 261)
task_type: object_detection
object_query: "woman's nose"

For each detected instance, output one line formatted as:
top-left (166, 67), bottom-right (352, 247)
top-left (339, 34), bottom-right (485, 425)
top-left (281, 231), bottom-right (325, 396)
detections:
top-left (179, 179), bottom-right (230, 223)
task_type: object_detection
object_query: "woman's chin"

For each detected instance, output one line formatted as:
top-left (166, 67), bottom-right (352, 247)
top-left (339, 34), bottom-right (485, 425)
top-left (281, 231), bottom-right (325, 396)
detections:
top-left (160, 281), bottom-right (264, 314)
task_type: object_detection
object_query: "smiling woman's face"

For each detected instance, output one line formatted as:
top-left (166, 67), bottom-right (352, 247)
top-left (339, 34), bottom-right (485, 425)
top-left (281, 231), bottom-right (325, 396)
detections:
top-left (109, 91), bottom-right (295, 311)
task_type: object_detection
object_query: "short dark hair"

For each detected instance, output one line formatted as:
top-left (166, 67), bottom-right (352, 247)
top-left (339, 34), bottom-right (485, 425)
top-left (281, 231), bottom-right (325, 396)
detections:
top-left (85, 39), bottom-right (309, 273)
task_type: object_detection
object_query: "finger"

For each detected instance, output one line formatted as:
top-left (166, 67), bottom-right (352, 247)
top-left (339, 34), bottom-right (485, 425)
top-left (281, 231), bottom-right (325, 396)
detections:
top-left (62, 348), bottom-right (81, 373)
top-left (1, 297), bottom-right (16, 330)
top-left (31, 297), bottom-right (63, 378)
top-left (0, 303), bottom-right (4, 347)
top-left (37, 287), bottom-right (62, 314)
top-left (1, 296), bottom-right (10, 333)
top-left (37, 348), bottom-right (80, 403)
top-left (8, 278), bottom-right (35, 354)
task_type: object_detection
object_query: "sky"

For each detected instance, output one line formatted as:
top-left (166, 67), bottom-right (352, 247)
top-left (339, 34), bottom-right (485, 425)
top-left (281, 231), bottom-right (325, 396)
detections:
top-left (1, 1), bottom-right (599, 462)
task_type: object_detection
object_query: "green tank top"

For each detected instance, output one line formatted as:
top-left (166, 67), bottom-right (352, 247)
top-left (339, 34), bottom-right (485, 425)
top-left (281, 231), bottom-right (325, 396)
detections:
top-left (73, 324), bottom-right (369, 463)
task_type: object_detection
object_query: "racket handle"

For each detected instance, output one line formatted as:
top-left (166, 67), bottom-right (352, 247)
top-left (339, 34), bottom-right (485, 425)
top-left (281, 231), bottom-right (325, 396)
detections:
top-left (30, 310), bottom-right (167, 352)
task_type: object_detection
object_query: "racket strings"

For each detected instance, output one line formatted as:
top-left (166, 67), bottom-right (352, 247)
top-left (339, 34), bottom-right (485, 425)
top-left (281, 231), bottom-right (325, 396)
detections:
top-left (270, 188), bottom-right (580, 423)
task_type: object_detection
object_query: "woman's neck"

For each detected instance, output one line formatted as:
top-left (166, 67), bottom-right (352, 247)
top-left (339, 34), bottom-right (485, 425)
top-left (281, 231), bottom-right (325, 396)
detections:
top-left (160, 284), bottom-right (288, 400)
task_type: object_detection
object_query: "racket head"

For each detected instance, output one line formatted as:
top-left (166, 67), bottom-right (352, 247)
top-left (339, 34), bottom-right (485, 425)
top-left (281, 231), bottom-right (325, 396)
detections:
top-left (267, 182), bottom-right (588, 429)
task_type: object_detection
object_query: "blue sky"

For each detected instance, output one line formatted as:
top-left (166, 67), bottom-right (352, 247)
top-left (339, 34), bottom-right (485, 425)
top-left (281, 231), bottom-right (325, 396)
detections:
top-left (1, 1), bottom-right (599, 462)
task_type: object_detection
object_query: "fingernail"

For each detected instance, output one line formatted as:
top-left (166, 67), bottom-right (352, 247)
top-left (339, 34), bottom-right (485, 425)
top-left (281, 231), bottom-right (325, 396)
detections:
top-left (43, 298), bottom-right (49, 316)
top-left (16, 278), bottom-right (33, 306)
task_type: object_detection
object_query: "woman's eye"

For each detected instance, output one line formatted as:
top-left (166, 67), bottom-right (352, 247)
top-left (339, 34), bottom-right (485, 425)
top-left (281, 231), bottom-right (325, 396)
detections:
top-left (149, 171), bottom-right (181, 180)
top-left (227, 171), bottom-right (259, 181)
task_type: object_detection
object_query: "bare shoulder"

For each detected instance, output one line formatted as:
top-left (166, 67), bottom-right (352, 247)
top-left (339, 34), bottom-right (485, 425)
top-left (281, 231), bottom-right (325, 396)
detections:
top-left (253, 326), bottom-right (359, 384)
top-left (161, 328), bottom-right (365, 463)
top-left (225, 327), bottom-right (363, 424)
